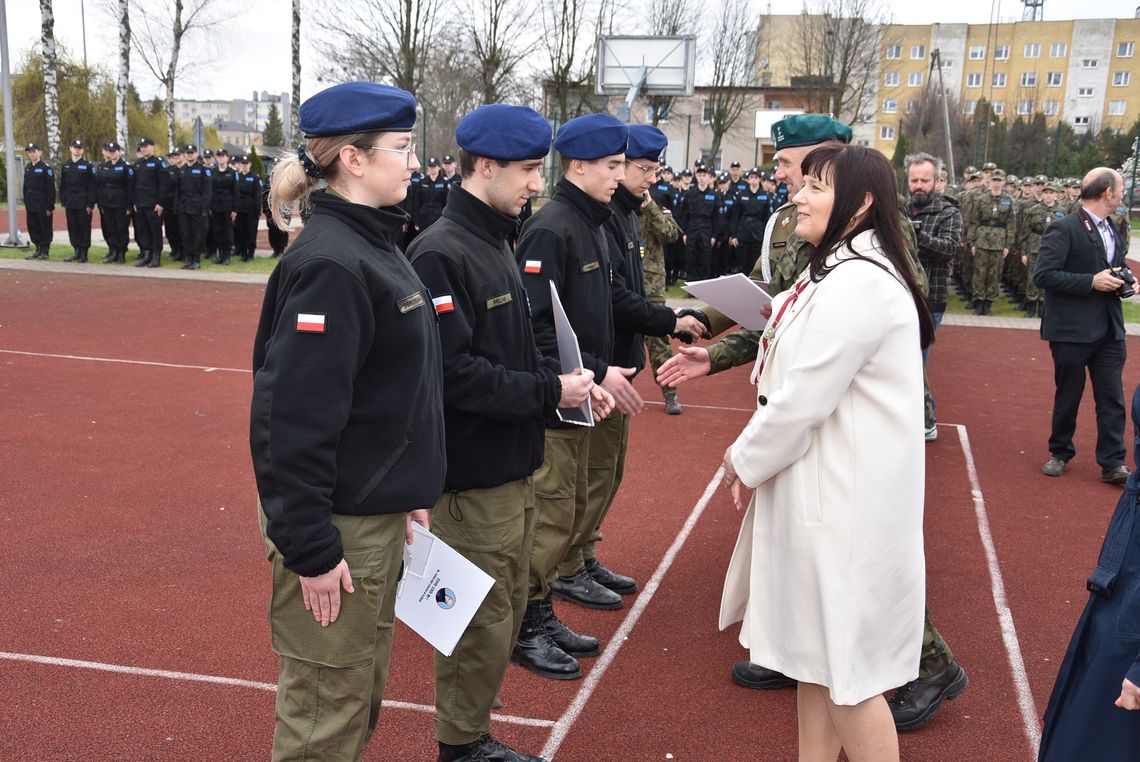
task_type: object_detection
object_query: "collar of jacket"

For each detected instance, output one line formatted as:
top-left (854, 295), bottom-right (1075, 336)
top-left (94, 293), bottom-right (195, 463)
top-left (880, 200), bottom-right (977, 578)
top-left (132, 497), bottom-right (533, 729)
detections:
top-left (440, 185), bottom-right (518, 247)
top-left (611, 183), bottom-right (643, 215)
top-left (553, 176), bottom-right (612, 226)
top-left (310, 189), bottom-right (408, 249)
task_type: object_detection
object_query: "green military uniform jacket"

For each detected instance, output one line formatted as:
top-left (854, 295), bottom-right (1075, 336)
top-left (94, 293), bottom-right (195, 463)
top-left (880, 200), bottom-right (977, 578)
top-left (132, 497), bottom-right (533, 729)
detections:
top-left (638, 199), bottom-right (681, 302)
top-left (967, 192), bottom-right (1016, 250)
top-left (1023, 201), bottom-right (1068, 255)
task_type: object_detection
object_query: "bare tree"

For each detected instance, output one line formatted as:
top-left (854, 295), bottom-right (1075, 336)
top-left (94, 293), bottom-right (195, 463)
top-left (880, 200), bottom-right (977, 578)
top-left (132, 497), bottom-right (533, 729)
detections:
top-left (131, 0), bottom-right (228, 149)
top-left (789, 0), bottom-right (888, 123)
top-left (463, 0), bottom-right (540, 103)
top-left (40, 0), bottom-right (61, 160)
top-left (320, 0), bottom-right (441, 97)
top-left (291, 0), bottom-right (301, 144)
top-left (417, 25), bottom-right (486, 155)
top-left (115, 0), bottom-right (130, 149)
top-left (703, 0), bottom-right (758, 163)
top-left (540, 0), bottom-right (600, 124)
top-left (644, 0), bottom-right (697, 126)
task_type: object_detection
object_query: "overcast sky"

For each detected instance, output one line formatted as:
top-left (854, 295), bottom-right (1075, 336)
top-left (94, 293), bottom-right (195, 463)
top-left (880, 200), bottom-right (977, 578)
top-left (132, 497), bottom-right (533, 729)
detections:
top-left (5, 0), bottom-right (1139, 102)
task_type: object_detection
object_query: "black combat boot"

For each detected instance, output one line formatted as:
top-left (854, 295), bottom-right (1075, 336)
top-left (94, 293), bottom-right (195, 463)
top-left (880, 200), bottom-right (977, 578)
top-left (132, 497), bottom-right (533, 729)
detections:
top-left (63, 248), bottom-right (81, 263)
top-left (76, 247), bottom-right (88, 263)
top-left (1025, 302), bottom-right (1037, 318)
top-left (584, 557), bottom-right (638, 595)
top-left (982, 300), bottom-right (992, 316)
top-left (147, 250), bottom-right (162, 268)
top-left (539, 594), bottom-right (599, 657)
top-left (101, 249), bottom-right (116, 263)
top-left (219, 248), bottom-right (232, 265)
top-left (510, 601), bottom-right (581, 680)
top-left (135, 250), bottom-right (152, 267)
top-left (170, 248), bottom-right (183, 262)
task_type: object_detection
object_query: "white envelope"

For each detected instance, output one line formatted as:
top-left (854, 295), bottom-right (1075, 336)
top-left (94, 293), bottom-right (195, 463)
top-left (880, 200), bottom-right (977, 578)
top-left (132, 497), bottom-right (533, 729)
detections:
top-left (394, 523), bottom-right (495, 657)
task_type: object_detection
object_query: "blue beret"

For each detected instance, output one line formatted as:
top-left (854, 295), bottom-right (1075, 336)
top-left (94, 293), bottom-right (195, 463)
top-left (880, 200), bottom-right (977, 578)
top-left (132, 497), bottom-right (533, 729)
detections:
top-left (298, 82), bottom-right (417, 138)
top-left (456, 104), bottom-right (552, 161)
top-left (771, 114), bottom-right (852, 150)
top-left (626, 125), bottom-right (667, 161)
top-left (554, 113), bottom-right (628, 160)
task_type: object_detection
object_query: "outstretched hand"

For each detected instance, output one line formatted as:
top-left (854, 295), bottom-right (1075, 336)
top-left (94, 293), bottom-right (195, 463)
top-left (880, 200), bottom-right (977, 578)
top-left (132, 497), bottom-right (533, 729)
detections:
top-left (656, 345), bottom-right (711, 388)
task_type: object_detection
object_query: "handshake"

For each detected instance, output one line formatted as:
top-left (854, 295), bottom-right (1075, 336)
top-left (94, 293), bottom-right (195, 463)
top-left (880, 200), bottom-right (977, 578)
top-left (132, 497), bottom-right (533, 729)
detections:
top-left (672, 308), bottom-right (712, 344)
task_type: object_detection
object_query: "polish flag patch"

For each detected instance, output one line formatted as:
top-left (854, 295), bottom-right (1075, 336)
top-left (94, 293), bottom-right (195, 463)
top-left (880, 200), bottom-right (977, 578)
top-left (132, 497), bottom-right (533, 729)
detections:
top-left (523, 260), bottom-right (542, 274)
top-left (296, 313), bottom-right (326, 333)
top-left (432, 295), bottom-right (455, 314)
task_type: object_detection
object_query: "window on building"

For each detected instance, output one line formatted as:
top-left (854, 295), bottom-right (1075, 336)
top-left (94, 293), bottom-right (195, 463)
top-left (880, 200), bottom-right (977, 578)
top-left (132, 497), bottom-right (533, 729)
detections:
top-left (994, 45), bottom-right (1010, 60)
top-left (1113, 71), bottom-right (1131, 86)
top-left (1117, 42), bottom-right (1134, 58)
top-left (886, 44), bottom-right (901, 59)
top-left (701, 99), bottom-right (725, 124)
top-left (1081, 58), bottom-right (1098, 68)
top-left (1043, 100), bottom-right (1060, 115)
top-left (1047, 72), bottom-right (1063, 87)
top-left (992, 72), bottom-right (1007, 87)
top-left (992, 101), bottom-right (1005, 115)
top-left (1073, 115), bottom-right (1090, 126)
top-left (768, 100), bottom-right (781, 108)
top-left (940, 59), bottom-right (955, 70)
top-left (884, 72), bottom-right (900, 87)
top-left (646, 102), bottom-right (670, 123)
top-left (970, 45), bottom-right (986, 60)
top-left (967, 72), bottom-right (982, 87)
top-left (1050, 42), bottom-right (1067, 58)
top-left (1078, 86), bottom-right (1094, 96)
top-left (882, 99), bottom-right (898, 113)
top-left (880, 125), bottom-right (896, 140)
top-left (908, 72), bottom-right (923, 86)
top-left (1024, 43), bottom-right (1040, 58)
top-left (963, 99), bottom-right (978, 115)
top-left (906, 99), bottom-right (918, 113)
top-left (1109, 100), bottom-right (1127, 116)
top-left (911, 44), bottom-right (926, 60)
top-left (1017, 100), bottom-right (1034, 115)
top-left (1021, 72), bottom-right (1037, 87)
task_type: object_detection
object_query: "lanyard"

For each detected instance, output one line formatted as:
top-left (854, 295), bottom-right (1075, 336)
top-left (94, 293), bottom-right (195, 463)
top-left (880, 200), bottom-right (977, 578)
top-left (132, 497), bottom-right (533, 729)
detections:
top-left (753, 276), bottom-right (810, 383)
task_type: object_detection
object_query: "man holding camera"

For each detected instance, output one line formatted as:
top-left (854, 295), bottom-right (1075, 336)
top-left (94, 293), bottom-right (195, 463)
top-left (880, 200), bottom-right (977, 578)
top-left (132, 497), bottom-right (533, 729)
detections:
top-left (1034, 168), bottom-right (1131, 485)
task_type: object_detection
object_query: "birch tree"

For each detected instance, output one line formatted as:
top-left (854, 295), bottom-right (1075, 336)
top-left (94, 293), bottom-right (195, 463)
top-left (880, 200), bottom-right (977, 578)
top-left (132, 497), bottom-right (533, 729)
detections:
top-left (116, 0), bottom-right (129, 149)
top-left (40, 0), bottom-right (61, 161)
top-left (291, 0), bottom-right (301, 143)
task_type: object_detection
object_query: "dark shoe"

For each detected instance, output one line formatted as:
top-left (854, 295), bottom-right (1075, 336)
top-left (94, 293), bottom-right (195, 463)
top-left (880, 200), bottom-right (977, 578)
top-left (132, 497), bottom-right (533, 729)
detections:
top-left (510, 602), bottom-right (581, 680)
top-left (63, 251), bottom-right (80, 262)
top-left (1042, 456), bottom-right (1068, 477)
top-left (76, 248), bottom-right (88, 263)
top-left (924, 423), bottom-right (938, 442)
top-left (731, 661), bottom-right (796, 690)
top-left (888, 660), bottom-right (969, 732)
top-left (665, 396), bottom-right (682, 415)
top-left (135, 250), bottom-right (152, 267)
top-left (472, 734), bottom-right (547, 761)
top-left (102, 251), bottom-right (116, 263)
top-left (551, 569), bottom-right (623, 610)
top-left (539, 595), bottom-right (599, 657)
top-left (584, 557), bottom-right (638, 596)
top-left (147, 251), bottom-right (162, 268)
top-left (170, 250), bottom-right (183, 261)
top-left (1025, 302), bottom-right (1037, 318)
top-left (1101, 465), bottom-right (1130, 485)
top-left (982, 300), bottom-right (992, 316)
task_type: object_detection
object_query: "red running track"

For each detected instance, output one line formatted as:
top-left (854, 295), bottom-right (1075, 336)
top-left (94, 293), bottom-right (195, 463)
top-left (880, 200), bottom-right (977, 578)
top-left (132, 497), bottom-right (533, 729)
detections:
top-left (1, 268), bottom-right (1137, 761)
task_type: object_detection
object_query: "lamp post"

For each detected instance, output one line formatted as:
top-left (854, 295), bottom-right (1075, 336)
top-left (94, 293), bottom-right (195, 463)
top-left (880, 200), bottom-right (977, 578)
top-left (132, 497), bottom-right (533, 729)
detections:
top-left (0, 0), bottom-right (22, 247)
top-left (416, 103), bottom-right (427, 170)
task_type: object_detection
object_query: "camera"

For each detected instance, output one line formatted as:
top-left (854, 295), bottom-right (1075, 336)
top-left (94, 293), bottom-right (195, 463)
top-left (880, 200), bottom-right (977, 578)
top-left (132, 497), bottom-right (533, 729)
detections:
top-left (1112, 266), bottom-right (1135, 299)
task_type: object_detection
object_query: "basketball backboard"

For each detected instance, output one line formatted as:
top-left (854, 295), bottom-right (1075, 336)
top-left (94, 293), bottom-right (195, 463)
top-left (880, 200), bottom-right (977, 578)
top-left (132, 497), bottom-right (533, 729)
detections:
top-left (755, 108), bottom-right (805, 141)
top-left (595, 36), bottom-right (696, 97)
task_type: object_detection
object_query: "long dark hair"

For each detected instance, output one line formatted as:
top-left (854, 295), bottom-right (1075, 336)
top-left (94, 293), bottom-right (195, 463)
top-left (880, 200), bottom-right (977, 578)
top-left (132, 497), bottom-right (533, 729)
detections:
top-left (800, 143), bottom-right (935, 349)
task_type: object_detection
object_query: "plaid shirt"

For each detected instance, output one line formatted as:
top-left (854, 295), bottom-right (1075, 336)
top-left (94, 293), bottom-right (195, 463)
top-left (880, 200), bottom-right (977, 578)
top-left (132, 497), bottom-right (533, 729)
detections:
top-left (909, 193), bottom-right (963, 312)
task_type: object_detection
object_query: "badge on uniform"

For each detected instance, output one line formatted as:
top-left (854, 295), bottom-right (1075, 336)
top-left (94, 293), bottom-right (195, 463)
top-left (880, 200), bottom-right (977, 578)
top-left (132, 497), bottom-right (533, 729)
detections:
top-left (296, 313), bottom-right (327, 333)
top-left (524, 259), bottom-right (542, 274)
top-left (433, 295), bottom-right (456, 314)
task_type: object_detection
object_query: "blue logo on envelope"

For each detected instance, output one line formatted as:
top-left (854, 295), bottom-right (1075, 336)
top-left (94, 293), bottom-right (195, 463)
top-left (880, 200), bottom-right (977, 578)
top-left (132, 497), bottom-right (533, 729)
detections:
top-left (436, 588), bottom-right (456, 609)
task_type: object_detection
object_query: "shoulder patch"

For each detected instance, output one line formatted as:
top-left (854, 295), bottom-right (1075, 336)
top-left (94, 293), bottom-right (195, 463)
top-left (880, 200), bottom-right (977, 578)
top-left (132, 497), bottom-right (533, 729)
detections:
top-left (432, 294), bottom-right (455, 314)
top-left (296, 313), bottom-right (326, 333)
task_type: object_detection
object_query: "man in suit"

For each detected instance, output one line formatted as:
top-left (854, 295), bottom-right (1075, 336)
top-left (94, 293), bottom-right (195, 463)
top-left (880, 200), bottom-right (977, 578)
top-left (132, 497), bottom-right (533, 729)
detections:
top-left (1034, 168), bottom-right (1130, 485)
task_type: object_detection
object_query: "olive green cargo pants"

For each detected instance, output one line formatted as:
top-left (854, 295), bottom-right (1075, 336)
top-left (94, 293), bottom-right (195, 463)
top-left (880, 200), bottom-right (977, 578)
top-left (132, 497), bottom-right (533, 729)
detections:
top-left (558, 411), bottom-right (630, 576)
top-left (528, 427), bottom-right (590, 602)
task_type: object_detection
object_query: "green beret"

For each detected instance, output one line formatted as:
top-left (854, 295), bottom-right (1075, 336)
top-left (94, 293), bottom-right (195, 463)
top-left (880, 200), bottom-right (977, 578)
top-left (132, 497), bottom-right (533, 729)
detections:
top-left (771, 114), bottom-right (853, 150)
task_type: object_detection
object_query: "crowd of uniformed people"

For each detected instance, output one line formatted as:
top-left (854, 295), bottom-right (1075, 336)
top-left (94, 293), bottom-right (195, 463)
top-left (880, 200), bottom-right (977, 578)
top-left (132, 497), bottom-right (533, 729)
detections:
top-left (20, 139), bottom-right (288, 269)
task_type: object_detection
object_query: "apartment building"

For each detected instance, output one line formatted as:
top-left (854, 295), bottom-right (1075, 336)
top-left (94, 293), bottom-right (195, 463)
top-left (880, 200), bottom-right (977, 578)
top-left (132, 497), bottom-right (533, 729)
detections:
top-left (173, 91), bottom-right (292, 136)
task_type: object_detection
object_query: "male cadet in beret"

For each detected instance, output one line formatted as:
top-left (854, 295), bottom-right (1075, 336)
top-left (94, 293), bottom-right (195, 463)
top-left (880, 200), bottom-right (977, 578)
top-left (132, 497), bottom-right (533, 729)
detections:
top-left (416, 157), bottom-right (448, 234)
top-left (233, 155), bottom-right (263, 261)
top-left (408, 103), bottom-right (609, 762)
top-left (659, 114), bottom-right (968, 731)
top-left (163, 149), bottom-right (184, 261)
top-left (207, 149), bottom-right (239, 264)
top-left (95, 141), bottom-right (134, 263)
top-left (175, 144), bottom-right (212, 270)
top-left (59, 139), bottom-right (97, 262)
top-left (132, 137), bottom-right (169, 268)
top-left (682, 164), bottom-right (722, 280)
top-left (513, 113), bottom-right (635, 681)
top-left (22, 143), bottom-right (56, 260)
top-left (549, 124), bottom-right (706, 610)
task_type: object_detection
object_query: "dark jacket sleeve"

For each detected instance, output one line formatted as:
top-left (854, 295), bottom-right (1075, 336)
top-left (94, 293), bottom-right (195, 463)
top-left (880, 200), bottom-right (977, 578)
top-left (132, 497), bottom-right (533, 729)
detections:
top-left (411, 250), bottom-right (560, 421)
top-left (605, 227), bottom-right (677, 337)
top-left (256, 260), bottom-right (375, 576)
top-left (1034, 220), bottom-right (1095, 295)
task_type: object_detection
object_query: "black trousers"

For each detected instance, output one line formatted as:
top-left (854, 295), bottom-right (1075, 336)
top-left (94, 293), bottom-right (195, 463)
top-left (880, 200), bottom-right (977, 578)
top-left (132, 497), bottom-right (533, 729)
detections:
top-left (738, 240), bottom-right (762, 275)
top-left (65, 207), bottom-right (92, 248)
top-left (1049, 335), bottom-right (1127, 469)
top-left (685, 233), bottom-right (712, 281)
top-left (99, 205), bottom-right (130, 251)
top-left (26, 208), bottom-right (53, 245)
top-left (164, 209), bottom-right (181, 252)
top-left (233, 211), bottom-right (258, 251)
top-left (266, 212), bottom-right (289, 252)
top-left (134, 206), bottom-right (163, 252)
top-left (179, 212), bottom-right (209, 259)
top-left (208, 210), bottom-right (235, 252)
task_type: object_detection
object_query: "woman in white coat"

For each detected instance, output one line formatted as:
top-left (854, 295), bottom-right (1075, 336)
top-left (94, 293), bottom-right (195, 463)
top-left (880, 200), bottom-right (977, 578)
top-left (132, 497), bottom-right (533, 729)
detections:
top-left (720, 144), bottom-right (935, 761)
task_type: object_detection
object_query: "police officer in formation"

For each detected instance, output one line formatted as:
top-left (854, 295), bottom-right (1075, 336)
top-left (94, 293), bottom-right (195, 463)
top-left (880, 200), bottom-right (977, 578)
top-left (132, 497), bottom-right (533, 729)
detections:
top-left (728, 166), bottom-right (772, 275)
top-left (233, 154), bottom-right (263, 262)
top-left (713, 172), bottom-right (736, 275)
top-left (22, 143), bottom-right (56, 260)
top-left (95, 141), bottom-right (134, 263)
top-left (208, 149), bottom-right (239, 264)
top-left (132, 137), bottom-right (169, 268)
top-left (682, 164), bottom-right (723, 280)
top-left (59, 139), bottom-right (96, 263)
top-left (175, 144), bottom-right (212, 270)
top-left (416, 157), bottom-right (449, 233)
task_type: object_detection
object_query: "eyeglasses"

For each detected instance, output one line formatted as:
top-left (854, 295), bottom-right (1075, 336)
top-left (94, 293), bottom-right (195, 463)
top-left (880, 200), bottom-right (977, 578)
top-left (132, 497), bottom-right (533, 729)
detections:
top-left (367, 143), bottom-right (417, 169)
top-left (626, 159), bottom-right (662, 178)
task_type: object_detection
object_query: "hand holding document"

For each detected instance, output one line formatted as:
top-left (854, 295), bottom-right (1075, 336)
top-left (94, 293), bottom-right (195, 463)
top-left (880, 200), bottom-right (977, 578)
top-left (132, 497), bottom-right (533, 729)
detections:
top-left (550, 281), bottom-right (594, 427)
top-left (395, 523), bottom-right (494, 657)
top-left (682, 274), bottom-right (773, 331)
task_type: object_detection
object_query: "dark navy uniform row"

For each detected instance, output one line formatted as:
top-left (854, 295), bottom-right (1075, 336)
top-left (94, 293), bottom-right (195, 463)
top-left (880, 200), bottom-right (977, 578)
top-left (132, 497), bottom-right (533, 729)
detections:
top-left (22, 147), bottom-right (56, 259)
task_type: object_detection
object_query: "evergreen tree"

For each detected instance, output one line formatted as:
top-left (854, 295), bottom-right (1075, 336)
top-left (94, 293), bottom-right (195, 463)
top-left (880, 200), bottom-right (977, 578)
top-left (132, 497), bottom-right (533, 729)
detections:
top-left (263, 103), bottom-right (284, 147)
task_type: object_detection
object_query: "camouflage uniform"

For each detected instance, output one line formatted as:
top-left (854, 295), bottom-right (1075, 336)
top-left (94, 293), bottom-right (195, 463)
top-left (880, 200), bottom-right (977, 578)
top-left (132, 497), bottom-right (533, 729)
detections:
top-left (1022, 199), bottom-right (1068, 313)
top-left (638, 198), bottom-right (683, 401)
top-left (967, 190), bottom-right (1016, 304)
top-left (1109, 202), bottom-right (1131, 258)
top-left (957, 185), bottom-right (982, 298)
top-left (1008, 188), bottom-right (1037, 302)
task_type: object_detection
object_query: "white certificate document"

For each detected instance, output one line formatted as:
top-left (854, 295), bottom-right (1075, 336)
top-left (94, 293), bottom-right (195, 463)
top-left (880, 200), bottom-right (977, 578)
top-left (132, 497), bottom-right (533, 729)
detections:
top-left (550, 280), bottom-right (594, 427)
top-left (394, 523), bottom-right (495, 657)
top-left (682, 273), bottom-right (773, 331)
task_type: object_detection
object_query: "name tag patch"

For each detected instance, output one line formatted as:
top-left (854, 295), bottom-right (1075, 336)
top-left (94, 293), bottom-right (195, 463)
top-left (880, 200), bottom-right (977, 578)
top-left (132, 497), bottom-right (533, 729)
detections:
top-left (296, 313), bottom-right (326, 333)
top-left (580, 261), bottom-right (601, 273)
top-left (486, 292), bottom-right (512, 310)
top-left (773, 241), bottom-right (787, 249)
top-left (398, 291), bottom-right (426, 314)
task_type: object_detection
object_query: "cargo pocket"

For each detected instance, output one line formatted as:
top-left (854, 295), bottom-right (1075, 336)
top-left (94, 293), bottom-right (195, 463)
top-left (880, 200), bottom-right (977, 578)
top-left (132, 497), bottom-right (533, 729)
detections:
top-left (353, 437), bottom-right (411, 506)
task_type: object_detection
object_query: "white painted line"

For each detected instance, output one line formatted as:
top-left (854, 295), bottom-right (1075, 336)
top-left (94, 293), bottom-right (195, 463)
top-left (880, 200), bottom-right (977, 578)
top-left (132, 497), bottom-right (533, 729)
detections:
top-left (540, 467), bottom-right (725, 760)
top-left (0, 348), bottom-right (249, 374)
top-left (643, 399), bottom-right (755, 413)
top-left (953, 425), bottom-right (1042, 757)
top-left (0, 651), bottom-right (555, 729)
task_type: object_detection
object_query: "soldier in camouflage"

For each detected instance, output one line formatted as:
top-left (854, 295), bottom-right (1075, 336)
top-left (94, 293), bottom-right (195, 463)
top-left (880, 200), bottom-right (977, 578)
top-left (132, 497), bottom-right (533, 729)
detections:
top-left (967, 168), bottom-right (1016, 315)
top-left (1021, 181), bottom-right (1069, 318)
top-left (640, 189), bottom-right (685, 414)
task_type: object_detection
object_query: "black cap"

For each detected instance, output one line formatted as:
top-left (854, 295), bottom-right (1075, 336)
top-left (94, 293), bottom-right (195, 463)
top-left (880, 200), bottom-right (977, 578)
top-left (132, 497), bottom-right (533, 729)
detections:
top-left (170, 148), bottom-right (184, 156)
top-left (138, 136), bottom-right (155, 147)
top-left (442, 154), bottom-right (455, 163)
top-left (428, 156), bottom-right (440, 166)
top-left (69, 139), bottom-right (84, 149)
top-left (662, 166), bottom-right (673, 174)
top-left (730, 161), bottom-right (741, 168)
top-left (184, 144), bottom-right (198, 153)
top-left (237, 154), bottom-right (251, 162)
top-left (202, 149), bottom-right (214, 158)
top-left (695, 164), bottom-right (710, 174)
top-left (747, 166), bottom-right (762, 177)
top-left (25, 142), bottom-right (40, 151)
top-left (216, 149), bottom-right (228, 156)
top-left (681, 169), bottom-right (693, 177)
top-left (717, 173), bottom-right (730, 183)
top-left (103, 141), bottom-right (121, 151)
